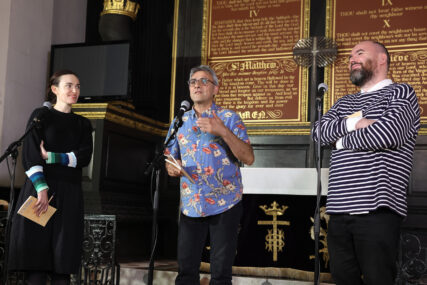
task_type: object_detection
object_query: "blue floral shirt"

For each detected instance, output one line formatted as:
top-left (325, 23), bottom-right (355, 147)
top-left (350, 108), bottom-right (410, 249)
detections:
top-left (165, 103), bottom-right (250, 217)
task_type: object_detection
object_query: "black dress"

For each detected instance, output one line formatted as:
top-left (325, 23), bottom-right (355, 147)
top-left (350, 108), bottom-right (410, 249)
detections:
top-left (8, 107), bottom-right (93, 274)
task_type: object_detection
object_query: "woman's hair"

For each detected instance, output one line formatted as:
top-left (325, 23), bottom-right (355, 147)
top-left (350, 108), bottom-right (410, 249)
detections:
top-left (46, 69), bottom-right (79, 103)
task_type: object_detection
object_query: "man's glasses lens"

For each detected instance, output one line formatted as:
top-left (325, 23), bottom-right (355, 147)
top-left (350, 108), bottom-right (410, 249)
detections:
top-left (188, 78), bottom-right (212, 86)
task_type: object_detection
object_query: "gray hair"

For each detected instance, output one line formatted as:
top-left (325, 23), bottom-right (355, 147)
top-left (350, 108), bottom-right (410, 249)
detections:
top-left (188, 65), bottom-right (219, 86)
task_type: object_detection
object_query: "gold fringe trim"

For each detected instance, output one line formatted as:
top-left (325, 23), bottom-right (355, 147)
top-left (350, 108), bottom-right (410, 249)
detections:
top-left (200, 262), bottom-right (333, 282)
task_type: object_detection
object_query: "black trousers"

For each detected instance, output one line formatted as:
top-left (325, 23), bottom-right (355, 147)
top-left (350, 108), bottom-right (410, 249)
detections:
top-left (327, 208), bottom-right (402, 285)
top-left (175, 202), bottom-right (243, 285)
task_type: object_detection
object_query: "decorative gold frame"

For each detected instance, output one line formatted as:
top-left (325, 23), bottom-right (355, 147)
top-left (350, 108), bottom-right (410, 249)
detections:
top-left (73, 102), bottom-right (169, 136)
top-left (169, 0), bottom-right (181, 124)
top-left (202, 0), bottom-right (311, 135)
top-left (324, 0), bottom-right (427, 132)
top-left (170, 0), bottom-right (312, 135)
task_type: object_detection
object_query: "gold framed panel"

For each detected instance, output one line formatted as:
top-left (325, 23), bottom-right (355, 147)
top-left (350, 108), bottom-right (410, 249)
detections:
top-left (325, 0), bottom-right (427, 127)
top-left (169, 0), bottom-right (181, 123)
top-left (200, 0), bottom-right (311, 135)
top-left (73, 102), bottom-right (169, 136)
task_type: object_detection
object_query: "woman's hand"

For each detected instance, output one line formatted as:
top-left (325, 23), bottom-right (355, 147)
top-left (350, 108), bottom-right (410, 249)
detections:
top-left (33, 189), bottom-right (49, 217)
top-left (40, 140), bottom-right (48, 160)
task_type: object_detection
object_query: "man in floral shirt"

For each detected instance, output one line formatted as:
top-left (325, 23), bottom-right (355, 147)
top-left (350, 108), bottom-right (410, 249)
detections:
top-left (165, 65), bottom-right (254, 285)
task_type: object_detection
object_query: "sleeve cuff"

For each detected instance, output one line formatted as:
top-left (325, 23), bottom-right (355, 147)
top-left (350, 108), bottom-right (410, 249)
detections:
top-left (68, 152), bottom-right (77, 168)
top-left (346, 117), bottom-right (362, 132)
top-left (336, 138), bottom-right (344, 150)
top-left (25, 165), bottom-right (49, 193)
top-left (46, 152), bottom-right (77, 168)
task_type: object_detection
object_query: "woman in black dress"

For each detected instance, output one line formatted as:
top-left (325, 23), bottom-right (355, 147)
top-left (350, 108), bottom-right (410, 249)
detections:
top-left (8, 70), bottom-right (93, 284)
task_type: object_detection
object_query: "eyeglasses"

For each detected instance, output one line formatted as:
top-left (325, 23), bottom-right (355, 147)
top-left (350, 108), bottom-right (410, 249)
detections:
top-left (187, 78), bottom-right (215, 87)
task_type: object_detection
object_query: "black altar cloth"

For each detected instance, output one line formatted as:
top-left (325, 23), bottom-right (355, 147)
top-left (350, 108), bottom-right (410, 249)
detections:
top-left (202, 194), bottom-right (330, 274)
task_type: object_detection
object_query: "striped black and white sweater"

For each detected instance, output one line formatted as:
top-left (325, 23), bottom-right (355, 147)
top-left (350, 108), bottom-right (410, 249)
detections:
top-left (312, 82), bottom-right (420, 217)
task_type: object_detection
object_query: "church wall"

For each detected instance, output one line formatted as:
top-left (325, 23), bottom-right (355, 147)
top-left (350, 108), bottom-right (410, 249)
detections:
top-left (0, 0), bottom-right (12, 153)
top-left (0, 0), bottom-right (55, 187)
top-left (51, 0), bottom-right (87, 45)
top-left (0, 0), bottom-right (87, 187)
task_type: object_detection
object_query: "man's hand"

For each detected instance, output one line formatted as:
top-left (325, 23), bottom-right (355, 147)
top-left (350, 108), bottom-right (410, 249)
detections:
top-left (196, 111), bottom-right (227, 137)
top-left (197, 111), bottom-right (254, 165)
top-left (40, 140), bottom-right (48, 160)
top-left (33, 189), bottom-right (48, 217)
top-left (165, 158), bottom-right (183, 177)
top-left (355, 118), bottom-right (377, 130)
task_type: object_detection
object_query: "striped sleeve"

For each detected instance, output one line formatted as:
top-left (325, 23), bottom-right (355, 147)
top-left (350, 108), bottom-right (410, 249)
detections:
top-left (342, 85), bottom-right (420, 151)
top-left (312, 98), bottom-right (350, 146)
top-left (46, 151), bottom-right (77, 168)
top-left (25, 165), bottom-right (49, 193)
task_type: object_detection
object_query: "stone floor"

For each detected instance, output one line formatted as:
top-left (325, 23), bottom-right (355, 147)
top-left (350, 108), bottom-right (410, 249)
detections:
top-left (118, 261), bottom-right (334, 285)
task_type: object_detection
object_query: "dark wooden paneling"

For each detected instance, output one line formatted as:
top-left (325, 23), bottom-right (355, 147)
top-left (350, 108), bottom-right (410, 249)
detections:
top-left (173, 0), bottom-right (206, 110)
top-left (410, 148), bottom-right (427, 195)
top-left (82, 118), bottom-right (179, 261)
top-left (105, 132), bottom-right (154, 184)
top-left (248, 135), bottom-right (332, 168)
top-left (131, 0), bottom-right (175, 121)
top-left (85, 0), bottom-right (175, 123)
top-left (252, 147), bottom-right (308, 168)
top-left (404, 136), bottom-right (427, 238)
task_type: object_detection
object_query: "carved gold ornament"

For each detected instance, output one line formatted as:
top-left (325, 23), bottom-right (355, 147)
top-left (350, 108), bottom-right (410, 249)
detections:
top-left (258, 201), bottom-right (290, 262)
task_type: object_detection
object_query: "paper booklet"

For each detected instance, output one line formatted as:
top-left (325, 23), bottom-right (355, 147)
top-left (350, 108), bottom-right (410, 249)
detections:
top-left (165, 155), bottom-right (196, 184)
top-left (17, 196), bottom-right (56, 227)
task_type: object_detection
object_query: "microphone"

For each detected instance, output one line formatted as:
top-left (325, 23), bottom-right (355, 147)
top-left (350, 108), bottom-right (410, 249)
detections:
top-left (33, 101), bottom-right (53, 124)
top-left (175, 100), bottom-right (191, 121)
top-left (168, 100), bottom-right (191, 139)
top-left (317, 83), bottom-right (328, 95)
top-left (42, 101), bottom-right (52, 109)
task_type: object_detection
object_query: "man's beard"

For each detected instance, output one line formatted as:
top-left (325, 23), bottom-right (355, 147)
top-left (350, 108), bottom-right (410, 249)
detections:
top-left (350, 61), bottom-right (374, 87)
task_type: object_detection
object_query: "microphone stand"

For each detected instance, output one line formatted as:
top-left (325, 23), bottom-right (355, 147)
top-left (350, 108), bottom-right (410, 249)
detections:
top-left (0, 119), bottom-right (39, 285)
top-left (313, 92), bottom-right (324, 285)
top-left (144, 118), bottom-right (182, 285)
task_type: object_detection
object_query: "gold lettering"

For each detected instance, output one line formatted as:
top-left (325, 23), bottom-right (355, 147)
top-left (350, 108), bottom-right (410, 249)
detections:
top-left (332, 0), bottom-right (427, 112)
top-left (208, 1), bottom-right (303, 123)
top-left (382, 0), bottom-right (393, 6)
top-left (383, 19), bottom-right (391, 28)
top-left (249, 9), bottom-right (259, 18)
